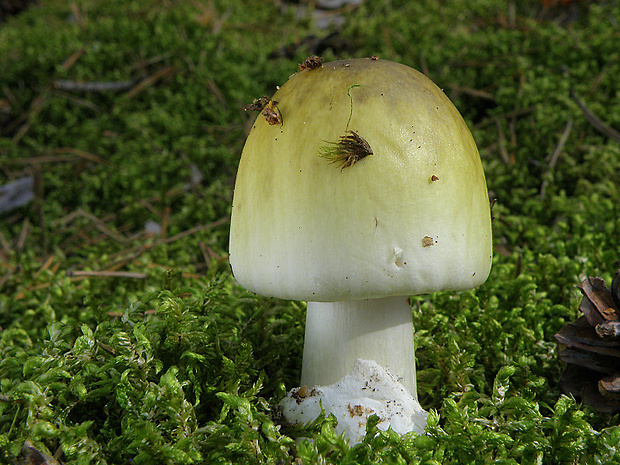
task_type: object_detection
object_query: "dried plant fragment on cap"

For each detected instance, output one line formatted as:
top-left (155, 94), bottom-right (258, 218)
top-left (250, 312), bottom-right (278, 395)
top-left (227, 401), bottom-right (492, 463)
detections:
top-left (298, 55), bottom-right (323, 71)
top-left (555, 270), bottom-right (620, 412)
top-left (320, 130), bottom-right (372, 170)
top-left (244, 96), bottom-right (282, 125)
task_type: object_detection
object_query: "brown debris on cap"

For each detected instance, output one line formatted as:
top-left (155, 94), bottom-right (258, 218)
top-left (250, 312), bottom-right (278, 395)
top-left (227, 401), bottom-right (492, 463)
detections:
top-left (244, 97), bottom-right (282, 126)
top-left (422, 236), bottom-right (434, 247)
top-left (555, 270), bottom-right (620, 412)
top-left (298, 55), bottom-right (323, 71)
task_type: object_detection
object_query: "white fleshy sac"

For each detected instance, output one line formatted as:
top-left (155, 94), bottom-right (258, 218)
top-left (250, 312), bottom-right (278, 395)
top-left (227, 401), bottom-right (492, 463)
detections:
top-left (279, 359), bottom-right (428, 445)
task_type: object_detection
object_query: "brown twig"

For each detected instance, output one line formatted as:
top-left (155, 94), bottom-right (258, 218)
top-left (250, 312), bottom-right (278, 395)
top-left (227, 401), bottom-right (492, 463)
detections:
top-left (128, 53), bottom-right (175, 72)
top-left (446, 84), bottom-right (495, 101)
top-left (51, 89), bottom-right (101, 112)
top-left (540, 118), bottom-right (573, 199)
top-left (59, 209), bottom-right (128, 245)
top-left (199, 242), bottom-right (222, 267)
top-left (207, 78), bottom-right (227, 109)
top-left (54, 147), bottom-right (109, 165)
top-left (61, 49), bottom-right (85, 70)
top-left (160, 206), bottom-right (170, 239)
top-left (32, 166), bottom-right (47, 255)
top-left (15, 218), bottom-right (30, 252)
top-left (96, 340), bottom-right (116, 355)
top-left (102, 216), bottom-right (230, 270)
top-left (137, 199), bottom-right (163, 218)
top-left (33, 255), bottom-right (56, 278)
top-left (0, 271), bottom-right (10, 289)
top-left (495, 120), bottom-right (513, 165)
top-left (4, 155), bottom-right (86, 165)
top-left (14, 275), bottom-right (89, 300)
top-left (15, 268), bottom-right (152, 300)
top-left (381, 26), bottom-right (397, 58)
top-left (107, 309), bottom-right (157, 318)
top-left (4, 149), bottom-right (108, 166)
top-left (125, 66), bottom-right (176, 99)
top-left (11, 85), bottom-right (52, 143)
top-left (161, 216), bottom-right (230, 245)
top-left (70, 2), bottom-right (87, 28)
top-left (547, 118), bottom-right (573, 169)
top-left (0, 229), bottom-right (9, 260)
top-left (475, 107), bottom-right (536, 128)
top-left (509, 115), bottom-right (517, 147)
top-left (570, 88), bottom-right (620, 143)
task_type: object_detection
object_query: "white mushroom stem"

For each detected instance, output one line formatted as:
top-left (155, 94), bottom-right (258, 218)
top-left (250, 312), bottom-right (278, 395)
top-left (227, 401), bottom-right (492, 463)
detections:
top-left (301, 296), bottom-right (417, 398)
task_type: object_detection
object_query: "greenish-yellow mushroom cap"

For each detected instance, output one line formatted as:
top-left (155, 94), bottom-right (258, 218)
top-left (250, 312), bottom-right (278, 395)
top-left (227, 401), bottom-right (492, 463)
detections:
top-left (229, 58), bottom-right (492, 302)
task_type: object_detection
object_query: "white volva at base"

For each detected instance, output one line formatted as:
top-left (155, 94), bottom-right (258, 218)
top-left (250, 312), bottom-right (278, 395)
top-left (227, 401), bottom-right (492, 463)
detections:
top-left (280, 359), bottom-right (428, 445)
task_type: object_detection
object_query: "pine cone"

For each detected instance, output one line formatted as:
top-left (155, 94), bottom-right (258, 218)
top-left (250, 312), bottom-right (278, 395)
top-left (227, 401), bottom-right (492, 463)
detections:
top-left (555, 270), bottom-right (620, 412)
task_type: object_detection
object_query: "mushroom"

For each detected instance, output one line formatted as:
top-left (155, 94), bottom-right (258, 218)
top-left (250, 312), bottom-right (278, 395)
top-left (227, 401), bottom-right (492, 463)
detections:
top-left (229, 58), bottom-right (492, 432)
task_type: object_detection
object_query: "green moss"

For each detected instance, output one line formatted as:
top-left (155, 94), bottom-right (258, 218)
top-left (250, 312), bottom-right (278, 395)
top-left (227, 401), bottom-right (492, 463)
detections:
top-left (2, 0), bottom-right (620, 463)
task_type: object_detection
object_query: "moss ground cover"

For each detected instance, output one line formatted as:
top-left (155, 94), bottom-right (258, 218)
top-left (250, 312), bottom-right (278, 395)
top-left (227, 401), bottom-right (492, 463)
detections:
top-left (1, 0), bottom-right (620, 463)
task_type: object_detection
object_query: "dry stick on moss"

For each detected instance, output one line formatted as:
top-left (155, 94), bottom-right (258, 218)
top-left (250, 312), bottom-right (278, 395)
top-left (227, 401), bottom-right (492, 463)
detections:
top-left (474, 107), bottom-right (535, 128)
top-left (160, 206), bottom-right (171, 239)
top-left (15, 218), bottom-right (30, 253)
top-left (125, 66), bottom-right (176, 99)
top-left (570, 88), bottom-right (620, 143)
top-left (446, 84), bottom-right (495, 101)
top-left (540, 118), bottom-right (573, 199)
top-left (6, 148), bottom-right (109, 166)
top-left (52, 89), bottom-right (102, 113)
top-left (14, 273), bottom-right (115, 300)
top-left (60, 49), bottom-right (85, 70)
top-left (57, 208), bottom-right (112, 226)
top-left (107, 308), bottom-right (157, 318)
top-left (96, 340), bottom-right (116, 355)
top-left (15, 268), bottom-right (148, 300)
top-left (207, 78), bottom-right (227, 109)
top-left (56, 211), bottom-right (119, 253)
top-left (31, 166), bottom-right (47, 255)
top-left (10, 85), bottom-right (51, 143)
top-left (495, 120), bottom-right (512, 165)
top-left (66, 270), bottom-right (148, 279)
top-left (102, 216), bottom-right (230, 271)
top-left (200, 242), bottom-right (225, 269)
top-left (0, 228), bottom-right (11, 258)
top-left (0, 273), bottom-right (9, 290)
top-left (59, 209), bottom-right (128, 245)
top-left (128, 52), bottom-right (175, 72)
top-left (53, 79), bottom-right (141, 93)
top-left (33, 255), bottom-right (56, 278)
top-left (161, 217), bottom-right (230, 244)
top-left (55, 147), bottom-right (110, 165)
